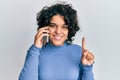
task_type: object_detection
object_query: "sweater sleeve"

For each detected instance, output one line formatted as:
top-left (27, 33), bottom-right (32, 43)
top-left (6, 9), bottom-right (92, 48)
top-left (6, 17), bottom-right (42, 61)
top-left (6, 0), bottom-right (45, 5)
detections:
top-left (19, 45), bottom-right (41, 80)
top-left (78, 63), bottom-right (94, 80)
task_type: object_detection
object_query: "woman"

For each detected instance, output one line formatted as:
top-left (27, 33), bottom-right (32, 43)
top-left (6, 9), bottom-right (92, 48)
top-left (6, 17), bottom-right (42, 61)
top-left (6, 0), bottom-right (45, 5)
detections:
top-left (19, 2), bottom-right (95, 80)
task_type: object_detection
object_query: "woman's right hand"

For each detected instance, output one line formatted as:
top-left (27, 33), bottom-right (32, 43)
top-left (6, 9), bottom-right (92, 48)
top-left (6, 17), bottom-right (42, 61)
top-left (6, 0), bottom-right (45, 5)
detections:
top-left (34, 27), bottom-right (49, 48)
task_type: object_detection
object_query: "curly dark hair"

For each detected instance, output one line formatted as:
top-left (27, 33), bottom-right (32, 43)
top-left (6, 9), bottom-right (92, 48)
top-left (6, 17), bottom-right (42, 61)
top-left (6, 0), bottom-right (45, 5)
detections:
top-left (36, 2), bottom-right (80, 44)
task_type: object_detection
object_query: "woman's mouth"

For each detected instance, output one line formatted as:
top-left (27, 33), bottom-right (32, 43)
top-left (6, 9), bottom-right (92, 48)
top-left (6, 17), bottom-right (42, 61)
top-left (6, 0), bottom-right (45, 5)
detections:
top-left (54, 35), bottom-right (62, 40)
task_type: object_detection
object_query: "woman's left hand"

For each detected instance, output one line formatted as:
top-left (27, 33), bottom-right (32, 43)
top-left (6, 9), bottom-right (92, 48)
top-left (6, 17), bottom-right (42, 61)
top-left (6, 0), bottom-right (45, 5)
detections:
top-left (81, 37), bottom-right (95, 65)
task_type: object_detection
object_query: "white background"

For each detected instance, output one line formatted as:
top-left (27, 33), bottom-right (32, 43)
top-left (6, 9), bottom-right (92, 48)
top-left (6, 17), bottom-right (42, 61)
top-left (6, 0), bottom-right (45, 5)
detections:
top-left (0, 0), bottom-right (120, 80)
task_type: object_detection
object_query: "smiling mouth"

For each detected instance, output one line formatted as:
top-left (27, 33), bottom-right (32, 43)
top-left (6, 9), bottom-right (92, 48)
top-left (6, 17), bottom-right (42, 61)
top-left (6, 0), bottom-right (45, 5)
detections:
top-left (54, 35), bottom-right (62, 40)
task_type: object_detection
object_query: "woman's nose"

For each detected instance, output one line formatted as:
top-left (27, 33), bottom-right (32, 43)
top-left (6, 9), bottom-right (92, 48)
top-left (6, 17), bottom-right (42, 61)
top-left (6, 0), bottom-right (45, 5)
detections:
top-left (55, 27), bottom-right (62, 34)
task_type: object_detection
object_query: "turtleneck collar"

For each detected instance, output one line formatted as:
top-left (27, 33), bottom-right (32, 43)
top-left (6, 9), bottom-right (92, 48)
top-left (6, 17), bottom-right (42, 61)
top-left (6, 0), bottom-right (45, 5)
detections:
top-left (46, 41), bottom-right (68, 48)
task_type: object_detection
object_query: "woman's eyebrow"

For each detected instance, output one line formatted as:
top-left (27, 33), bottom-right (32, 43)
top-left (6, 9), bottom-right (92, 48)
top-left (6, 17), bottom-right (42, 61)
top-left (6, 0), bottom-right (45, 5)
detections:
top-left (50, 22), bottom-right (67, 25)
top-left (49, 23), bottom-right (55, 24)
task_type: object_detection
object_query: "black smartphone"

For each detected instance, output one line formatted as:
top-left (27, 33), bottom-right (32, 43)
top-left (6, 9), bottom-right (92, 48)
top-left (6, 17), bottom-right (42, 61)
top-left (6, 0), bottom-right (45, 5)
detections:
top-left (42, 21), bottom-right (49, 46)
top-left (43, 35), bottom-right (49, 46)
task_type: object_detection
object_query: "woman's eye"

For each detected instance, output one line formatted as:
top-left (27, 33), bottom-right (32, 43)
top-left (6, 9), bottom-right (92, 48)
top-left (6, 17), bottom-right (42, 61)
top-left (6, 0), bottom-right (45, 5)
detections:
top-left (49, 24), bottom-right (56, 27)
top-left (62, 25), bottom-right (68, 29)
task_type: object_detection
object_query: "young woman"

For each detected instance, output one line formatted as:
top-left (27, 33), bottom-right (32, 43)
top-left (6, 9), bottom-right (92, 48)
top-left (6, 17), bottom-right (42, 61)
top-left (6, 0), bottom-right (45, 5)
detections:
top-left (19, 2), bottom-right (95, 80)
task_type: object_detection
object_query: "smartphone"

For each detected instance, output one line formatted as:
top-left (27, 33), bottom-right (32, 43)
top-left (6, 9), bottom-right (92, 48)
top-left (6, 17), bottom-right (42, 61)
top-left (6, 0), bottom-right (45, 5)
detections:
top-left (43, 35), bottom-right (49, 46)
top-left (42, 23), bottom-right (49, 46)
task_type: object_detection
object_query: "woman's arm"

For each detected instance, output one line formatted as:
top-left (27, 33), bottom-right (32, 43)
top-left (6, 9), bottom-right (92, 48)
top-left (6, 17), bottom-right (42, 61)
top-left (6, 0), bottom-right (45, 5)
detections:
top-left (19, 45), bottom-right (41, 80)
top-left (78, 64), bottom-right (94, 80)
top-left (19, 27), bottom-right (49, 80)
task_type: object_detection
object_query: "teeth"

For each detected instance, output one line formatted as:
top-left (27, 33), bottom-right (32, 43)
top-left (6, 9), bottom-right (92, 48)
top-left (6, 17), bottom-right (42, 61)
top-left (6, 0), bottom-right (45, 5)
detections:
top-left (54, 36), bottom-right (61, 40)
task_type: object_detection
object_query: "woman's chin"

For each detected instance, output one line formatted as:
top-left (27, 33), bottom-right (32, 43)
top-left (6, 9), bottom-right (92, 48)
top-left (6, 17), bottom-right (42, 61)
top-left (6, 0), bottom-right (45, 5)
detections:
top-left (50, 41), bottom-right (64, 46)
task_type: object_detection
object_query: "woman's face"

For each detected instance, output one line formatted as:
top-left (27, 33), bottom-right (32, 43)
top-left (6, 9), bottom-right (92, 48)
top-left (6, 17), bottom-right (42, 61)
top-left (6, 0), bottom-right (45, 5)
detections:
top-left (48, 15), bottom-right (69, 46)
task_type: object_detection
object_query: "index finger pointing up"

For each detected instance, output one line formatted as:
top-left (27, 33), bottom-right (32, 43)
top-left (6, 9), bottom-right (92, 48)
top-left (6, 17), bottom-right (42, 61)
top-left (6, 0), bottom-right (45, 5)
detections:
top-left (82, 37), bottom-right (86, 52)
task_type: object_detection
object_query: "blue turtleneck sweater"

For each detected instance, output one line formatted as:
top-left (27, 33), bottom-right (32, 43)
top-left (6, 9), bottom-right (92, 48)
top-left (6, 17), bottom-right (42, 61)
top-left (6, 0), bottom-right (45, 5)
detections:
top-left (19, 42), bottom-right (94, 80)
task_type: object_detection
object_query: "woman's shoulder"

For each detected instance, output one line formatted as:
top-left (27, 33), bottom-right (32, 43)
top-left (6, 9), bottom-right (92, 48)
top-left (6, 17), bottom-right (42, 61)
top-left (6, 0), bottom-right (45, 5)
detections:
top-left (68, 43), bottom-right (81, 47)
top-left (67, 43), bottom-right (82, 50)
top-left (66, 43), bottom-right (82, 58)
